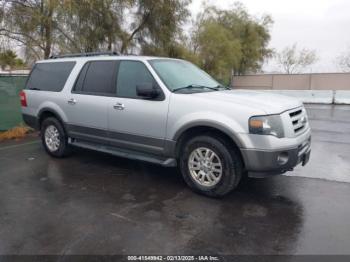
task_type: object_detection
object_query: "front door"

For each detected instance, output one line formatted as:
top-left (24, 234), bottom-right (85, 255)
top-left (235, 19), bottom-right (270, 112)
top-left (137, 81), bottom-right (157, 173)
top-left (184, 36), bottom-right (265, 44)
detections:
top-left (108, 60), bottom-right (169, 155)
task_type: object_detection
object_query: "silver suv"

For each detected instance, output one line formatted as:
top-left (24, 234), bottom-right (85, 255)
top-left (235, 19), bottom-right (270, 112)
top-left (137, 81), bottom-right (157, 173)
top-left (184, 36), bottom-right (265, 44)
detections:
top-left (21, 52), bottom-right (311, 197)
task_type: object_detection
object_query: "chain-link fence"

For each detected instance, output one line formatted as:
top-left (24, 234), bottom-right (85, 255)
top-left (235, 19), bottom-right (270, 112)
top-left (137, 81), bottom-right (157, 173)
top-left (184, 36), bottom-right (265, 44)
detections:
top-left (0, 74), bottom-right (28, 131)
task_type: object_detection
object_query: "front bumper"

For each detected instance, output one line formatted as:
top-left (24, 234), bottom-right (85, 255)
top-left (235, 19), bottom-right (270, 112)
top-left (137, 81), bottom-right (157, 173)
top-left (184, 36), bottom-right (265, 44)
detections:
top-left (241, 133), bottom-right (311, 178)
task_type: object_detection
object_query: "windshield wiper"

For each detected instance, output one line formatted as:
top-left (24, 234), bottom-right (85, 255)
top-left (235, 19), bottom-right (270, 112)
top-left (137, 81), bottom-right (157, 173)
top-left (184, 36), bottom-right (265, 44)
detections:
top-left (172, 84), bottom-right (220, 93)
top-left (215, 85), bottom-right (230, 90)
top-left (28, 87), bottom-right (41, 90)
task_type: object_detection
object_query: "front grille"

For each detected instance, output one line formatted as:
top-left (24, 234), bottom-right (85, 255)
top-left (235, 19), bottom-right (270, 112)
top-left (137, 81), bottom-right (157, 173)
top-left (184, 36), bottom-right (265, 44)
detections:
top-left (289, 108), bottom-right (307, 135)
top-left (289, 109), bottom-right (302, 118)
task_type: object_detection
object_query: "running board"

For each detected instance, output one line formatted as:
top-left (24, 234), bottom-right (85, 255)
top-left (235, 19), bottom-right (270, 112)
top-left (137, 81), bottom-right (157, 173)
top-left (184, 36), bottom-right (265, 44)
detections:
top-left (69, 139), bottom-right (177, 167)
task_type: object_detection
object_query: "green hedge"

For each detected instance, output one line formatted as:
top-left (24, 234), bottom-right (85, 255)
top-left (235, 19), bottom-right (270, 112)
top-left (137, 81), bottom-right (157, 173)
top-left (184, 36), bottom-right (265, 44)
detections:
top-left (0, 75), bottom-right (28, 131)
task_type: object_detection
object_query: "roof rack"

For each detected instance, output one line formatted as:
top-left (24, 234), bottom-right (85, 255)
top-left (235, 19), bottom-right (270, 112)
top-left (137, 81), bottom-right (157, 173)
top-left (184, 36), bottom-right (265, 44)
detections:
top-left (49, 51), bottom-right (120, 59)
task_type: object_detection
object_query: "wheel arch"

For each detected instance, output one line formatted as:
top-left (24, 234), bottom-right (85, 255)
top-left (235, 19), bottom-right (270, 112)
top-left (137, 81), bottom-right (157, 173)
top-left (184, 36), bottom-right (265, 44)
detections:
top-left (38, 107), bottom-right (67, 131)
top-left (173, 122), bottom-right (245, 166)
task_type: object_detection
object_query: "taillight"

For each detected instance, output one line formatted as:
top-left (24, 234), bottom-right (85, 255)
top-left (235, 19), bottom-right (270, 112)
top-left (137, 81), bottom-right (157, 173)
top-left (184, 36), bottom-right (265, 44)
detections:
top-left (20, 90), bottom-right (27, 107)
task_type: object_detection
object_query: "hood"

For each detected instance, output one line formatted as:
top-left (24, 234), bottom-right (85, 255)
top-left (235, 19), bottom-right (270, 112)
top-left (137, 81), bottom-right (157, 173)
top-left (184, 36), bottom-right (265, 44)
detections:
top-left (193, 89), bottom-right (303, 114)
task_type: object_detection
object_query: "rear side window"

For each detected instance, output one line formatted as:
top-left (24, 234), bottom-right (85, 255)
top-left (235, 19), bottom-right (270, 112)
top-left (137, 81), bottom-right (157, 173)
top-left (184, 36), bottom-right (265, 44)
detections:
top-left (74, 61), bottom-right (116, 95)
top-left (73, 62), bottom-right (89, 93)
top-left (26, 62), bottom-right (75, 92)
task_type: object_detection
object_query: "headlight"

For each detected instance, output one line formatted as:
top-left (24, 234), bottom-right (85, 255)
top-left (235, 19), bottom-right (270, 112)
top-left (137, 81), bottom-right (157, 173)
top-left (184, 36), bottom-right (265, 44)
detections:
top-left (249, 115), bottom-right (284, 138)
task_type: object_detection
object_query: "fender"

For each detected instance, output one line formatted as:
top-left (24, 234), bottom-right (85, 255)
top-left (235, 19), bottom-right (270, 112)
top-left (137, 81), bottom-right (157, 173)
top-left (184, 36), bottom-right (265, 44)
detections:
top-left (37, 100), bottom-right (68, 121)
top-left (37, 105), bottom-right (68, 130)
top-left (172, 120), bottom-right (244, 148)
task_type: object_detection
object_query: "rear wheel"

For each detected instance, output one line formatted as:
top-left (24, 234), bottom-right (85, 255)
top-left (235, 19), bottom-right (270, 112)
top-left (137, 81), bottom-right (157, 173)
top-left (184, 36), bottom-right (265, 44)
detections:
top-left (41, 117), bottom-right (71, 157)
top-left (180, 135), bottom-right (243, 197)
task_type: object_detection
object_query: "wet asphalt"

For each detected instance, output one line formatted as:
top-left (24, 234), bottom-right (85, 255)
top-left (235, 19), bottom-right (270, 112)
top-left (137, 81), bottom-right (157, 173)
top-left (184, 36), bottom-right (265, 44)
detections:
top-left (0, 105), bottom-right (349, 255)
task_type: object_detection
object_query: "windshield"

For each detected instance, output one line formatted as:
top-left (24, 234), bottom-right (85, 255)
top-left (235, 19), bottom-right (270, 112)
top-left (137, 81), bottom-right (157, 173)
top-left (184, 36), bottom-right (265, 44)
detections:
top-left (148, 59), bottom-right (222, 92)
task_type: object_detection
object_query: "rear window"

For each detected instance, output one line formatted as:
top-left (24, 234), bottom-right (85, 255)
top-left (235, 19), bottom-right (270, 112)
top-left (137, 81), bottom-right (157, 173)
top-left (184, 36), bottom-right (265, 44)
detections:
top-left (26, 61), bottom-right (76, 92)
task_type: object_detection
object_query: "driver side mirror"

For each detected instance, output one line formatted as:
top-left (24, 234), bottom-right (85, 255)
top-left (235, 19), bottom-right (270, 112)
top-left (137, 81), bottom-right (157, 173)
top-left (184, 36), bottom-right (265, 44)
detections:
top-left (136, 83), bottom-right (161, 99)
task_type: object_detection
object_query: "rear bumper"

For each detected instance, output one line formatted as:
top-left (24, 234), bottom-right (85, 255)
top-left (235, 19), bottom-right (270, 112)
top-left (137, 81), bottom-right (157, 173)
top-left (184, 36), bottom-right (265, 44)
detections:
top-left (22, 114), bottom-right (39, 130)
top-left (241, 134), bottom-right (311, 178)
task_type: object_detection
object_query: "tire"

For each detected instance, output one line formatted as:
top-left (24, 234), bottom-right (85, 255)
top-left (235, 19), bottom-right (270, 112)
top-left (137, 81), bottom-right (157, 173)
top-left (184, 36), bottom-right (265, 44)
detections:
top-left (41, 117), bottom-right (71, 158)
top-left (179, 135), bottom-right (243, 197)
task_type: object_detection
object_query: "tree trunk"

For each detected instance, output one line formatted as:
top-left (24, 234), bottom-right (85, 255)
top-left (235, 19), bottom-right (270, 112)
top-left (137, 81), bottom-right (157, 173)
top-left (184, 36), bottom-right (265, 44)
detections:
top-left (43, 0), bottom-right (54, 59)
top-left (120, 11), bottom-right (152, 54)
top-left (107, 33), bottom-right (112, 51)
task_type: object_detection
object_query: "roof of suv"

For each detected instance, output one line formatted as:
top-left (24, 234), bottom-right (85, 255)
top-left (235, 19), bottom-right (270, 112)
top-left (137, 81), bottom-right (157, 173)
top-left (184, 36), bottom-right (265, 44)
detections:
top-left (36, 55), bottom-right (179, 64)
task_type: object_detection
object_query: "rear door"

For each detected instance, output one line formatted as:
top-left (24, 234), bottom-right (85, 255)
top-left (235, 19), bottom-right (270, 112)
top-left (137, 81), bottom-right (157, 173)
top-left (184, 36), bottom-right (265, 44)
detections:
top-left (107, 60), bottom-right (169, 155)
top-left (64, 60), bottom-right (117, 144)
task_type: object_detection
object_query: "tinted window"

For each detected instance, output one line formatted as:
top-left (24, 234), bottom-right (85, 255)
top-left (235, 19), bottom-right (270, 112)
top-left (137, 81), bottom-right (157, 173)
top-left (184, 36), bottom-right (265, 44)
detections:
top-left (26, 62), bottom-right (75, 92)
top-left (73, 62), bottom-right (89, 93)
top-left (117, 61), bottom-right (155, 98)
top-left (81, 61), bottom-right (116, 94)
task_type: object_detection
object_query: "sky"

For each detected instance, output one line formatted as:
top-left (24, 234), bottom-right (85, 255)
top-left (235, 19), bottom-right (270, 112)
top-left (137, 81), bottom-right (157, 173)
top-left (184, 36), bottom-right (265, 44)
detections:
top-left (189, 0), bottom-right (350, 73)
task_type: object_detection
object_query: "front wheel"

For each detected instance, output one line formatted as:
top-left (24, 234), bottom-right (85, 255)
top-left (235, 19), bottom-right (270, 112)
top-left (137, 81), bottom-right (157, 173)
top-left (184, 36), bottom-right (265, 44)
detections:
top-left (41, 117), bottom-right (71, 158)
top-left (180, 135), bottom-right (243, 197)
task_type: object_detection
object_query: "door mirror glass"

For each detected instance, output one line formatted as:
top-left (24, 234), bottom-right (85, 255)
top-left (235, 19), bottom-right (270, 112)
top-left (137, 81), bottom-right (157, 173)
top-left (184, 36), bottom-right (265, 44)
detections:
top-left (136, 83), bottom-right (160, 99)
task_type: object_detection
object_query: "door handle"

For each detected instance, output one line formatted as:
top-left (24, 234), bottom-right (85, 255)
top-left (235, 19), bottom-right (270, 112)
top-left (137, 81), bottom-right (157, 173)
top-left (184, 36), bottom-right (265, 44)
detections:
top-left (67, 98), bottom-right (77, 105)
top-left (113, 102), bottom-right (125, 110)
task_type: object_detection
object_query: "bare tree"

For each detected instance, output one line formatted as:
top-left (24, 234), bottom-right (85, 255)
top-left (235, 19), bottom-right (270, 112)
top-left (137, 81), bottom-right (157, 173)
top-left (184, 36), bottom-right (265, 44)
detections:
top-left (0, 0), bottom-right (57, 60)
top-left (276, 44), bottom-right (317, 74)
top-left (336, 48), bottom-right (350, 72)
top-left (0, 0), bottom-right (192, 59)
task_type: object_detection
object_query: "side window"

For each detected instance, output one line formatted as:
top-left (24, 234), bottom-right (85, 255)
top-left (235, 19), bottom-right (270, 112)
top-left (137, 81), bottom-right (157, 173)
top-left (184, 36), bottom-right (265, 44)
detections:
top-left (26, 62), bottom-right (75, 92)
top-left (116, 61), bottom-right (156, 99)
top-left (75, 61), bottom-right (116, 95)
top-left (73, 63), bottom-right (89, 93)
